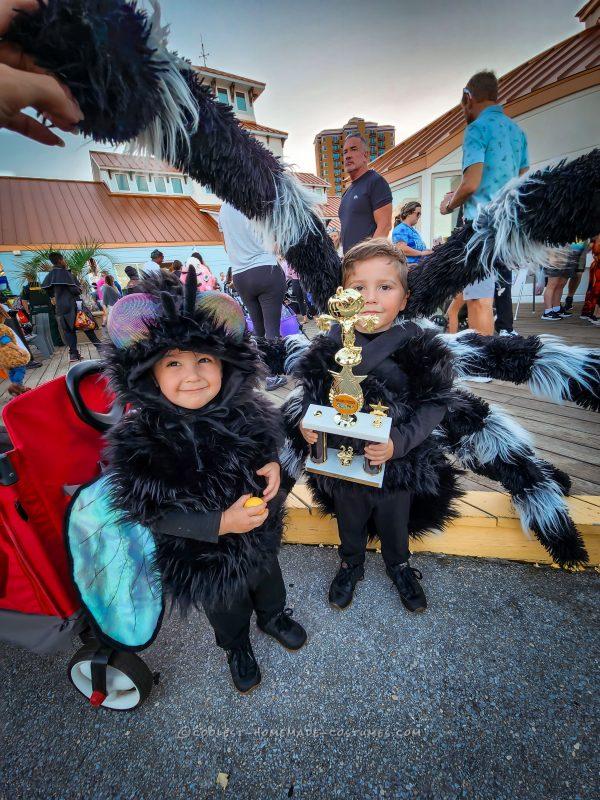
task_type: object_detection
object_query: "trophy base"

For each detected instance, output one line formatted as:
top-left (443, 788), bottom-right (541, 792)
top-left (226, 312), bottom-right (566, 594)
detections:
top-left (306, 447), bottom-right (385, 488)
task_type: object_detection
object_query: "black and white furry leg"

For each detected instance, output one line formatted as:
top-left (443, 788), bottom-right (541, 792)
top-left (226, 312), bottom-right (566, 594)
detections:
top-left (405, 150), bottom-right (600, 318)
top-left (279, 387), bottom-right (309, 491)
top-left (439, 331), bottom-right (600, 412)
top-left (442, 392), bottom-right (588, 567)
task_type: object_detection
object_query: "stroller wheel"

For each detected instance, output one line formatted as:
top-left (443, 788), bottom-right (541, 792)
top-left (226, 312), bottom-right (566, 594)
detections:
top-left (68, 645), bottom-right (153, 711)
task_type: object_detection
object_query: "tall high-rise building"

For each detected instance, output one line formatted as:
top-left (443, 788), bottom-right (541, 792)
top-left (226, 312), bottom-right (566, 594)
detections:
top-left (314, 117), bottom-right (395, 195)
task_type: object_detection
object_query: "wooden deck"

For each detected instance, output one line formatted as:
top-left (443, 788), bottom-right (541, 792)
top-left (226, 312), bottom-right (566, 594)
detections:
top-left (4, 303), bottom-right (598, 564)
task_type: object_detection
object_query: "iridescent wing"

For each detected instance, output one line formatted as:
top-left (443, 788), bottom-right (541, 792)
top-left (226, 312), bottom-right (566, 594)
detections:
top-left (65, 475), bottom-right (164, 650)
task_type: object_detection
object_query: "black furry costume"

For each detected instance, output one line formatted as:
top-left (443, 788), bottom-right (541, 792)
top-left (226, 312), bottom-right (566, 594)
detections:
top-left (103, 276), bottom-right (284, 612)
top-left (281, 323), bottom-right (589, 568)
top-left (66, 271), bottom-right (287, 650)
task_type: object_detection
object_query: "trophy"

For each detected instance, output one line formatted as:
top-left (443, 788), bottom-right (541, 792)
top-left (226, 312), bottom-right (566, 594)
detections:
top-left (301, 287), bottom-right (391, 488)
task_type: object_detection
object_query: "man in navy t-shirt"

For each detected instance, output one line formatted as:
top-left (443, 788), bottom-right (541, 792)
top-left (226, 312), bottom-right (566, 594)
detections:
top-left (339, 135), bottom-right (392, 253)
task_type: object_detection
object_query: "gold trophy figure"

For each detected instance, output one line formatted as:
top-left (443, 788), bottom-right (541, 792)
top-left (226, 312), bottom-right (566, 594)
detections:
top-left (302, 287), bottom-right (392, 488)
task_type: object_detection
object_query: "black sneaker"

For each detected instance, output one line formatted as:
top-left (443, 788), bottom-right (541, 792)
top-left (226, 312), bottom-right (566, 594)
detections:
top-left (226, 641), bottom-right (261, 694)
top-left (328, 562), bottom-right (364, 609)
top-left (258, 608), bottom-right (307, 650)
top-left (564, 296), bottom-right (574, 311)
top-left (387, 562), bottom-right (427, 613)
top-left (541, 311), bottom-right (561, 321)
top-left (69, 352), bottom-right (82, 362)
top-left (558, 306), bottom-right (573, 318)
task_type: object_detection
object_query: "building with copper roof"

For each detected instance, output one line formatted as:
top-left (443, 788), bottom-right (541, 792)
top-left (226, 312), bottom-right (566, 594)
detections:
top-left (372, 6), bottom-right (600, 250)
top-left (0, 174), bottom-right (227, 289)
top-left (314, 117), bottom-right (396, 196)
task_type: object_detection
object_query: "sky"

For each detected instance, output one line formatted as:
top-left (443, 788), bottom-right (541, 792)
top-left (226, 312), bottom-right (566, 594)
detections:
top-left (0, 0), bottom-right (585, 181)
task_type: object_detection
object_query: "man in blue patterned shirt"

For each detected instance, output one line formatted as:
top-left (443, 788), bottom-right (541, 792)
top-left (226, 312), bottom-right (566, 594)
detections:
top-left (441, 71), bottom-right (529, 337)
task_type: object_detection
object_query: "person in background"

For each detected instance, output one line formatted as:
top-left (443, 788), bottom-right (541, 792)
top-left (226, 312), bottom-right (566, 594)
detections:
top-left (142, 249), bottom-right (164, 277)
top-left (581, 235), bottom-right (600, 324)
top-left (283, 260), bottom-right (308, 326)
top-left (100, 274), bottom-right (120, 326)
top-left (391, 202), bottom-right (433, 264)
top-left (541, 248), bottom-right (575, 321)
top-left (563, 241), bottom-right (589, 313)
top-left (124, 265), bottom-right (141, 294)
top-left (339, 134), bottom-right (392, 253)
top-left (183, 252), bottom-right (218, 291)
top-left (41, 252), bottom-right (101, 362)
top-left (440, 71), bottom-right (529, 337)
top-left (171, 260), bottom-right (183, 279)
top-left (219, 201), bottom-right (287, 391)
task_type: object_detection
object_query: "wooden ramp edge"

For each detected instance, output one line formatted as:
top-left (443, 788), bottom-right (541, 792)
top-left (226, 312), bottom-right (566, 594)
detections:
top-left (283, 487), bottom-right (600, 566)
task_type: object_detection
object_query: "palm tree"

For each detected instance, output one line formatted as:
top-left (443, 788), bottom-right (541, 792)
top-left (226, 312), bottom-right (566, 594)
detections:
top-left (18, 241), bottom-right (114, 286)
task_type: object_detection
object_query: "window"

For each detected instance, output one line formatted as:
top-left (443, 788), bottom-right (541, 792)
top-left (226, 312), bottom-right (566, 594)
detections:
top-left (135, 175), bottom-right (149, 192)
top-left (391, 181), bottom-right (421, 217)
top-left (154, 176), bottom-right (166, 193)
top-left (171, 177), bottom-right (183, 194)
top-left (235, 92), bottom-right (247, 111)
top-left (333, 153), bottom-right (340, 161)
top-left (431, 174), bottom-right (461, 242)
top-left (216, 87), bottom-right (229, 105)
top-left (115, 173), bottom-right (129, 191)
top-left (333, 135), bottom-right (339, 142)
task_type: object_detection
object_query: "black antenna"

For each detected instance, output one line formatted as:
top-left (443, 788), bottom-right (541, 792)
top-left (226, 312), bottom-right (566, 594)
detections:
top-left (199, 35), bottom-right (210, 67)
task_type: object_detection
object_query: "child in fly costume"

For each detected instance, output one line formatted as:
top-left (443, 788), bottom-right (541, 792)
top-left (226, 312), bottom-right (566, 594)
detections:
top-left (66, 269), bottom-right (306, 694)
top-left (281, 240), bottom-right (591, 613)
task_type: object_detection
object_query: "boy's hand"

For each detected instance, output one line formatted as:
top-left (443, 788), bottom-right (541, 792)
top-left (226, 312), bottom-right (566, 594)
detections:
top-left (256, 461), bottom-right (280, 502)
top-left (364, 438), bottom-right (394, 466)
top-left (219, 494), bottom-right (268, 535)
top-left (299, 424), bottom-right (318, 445)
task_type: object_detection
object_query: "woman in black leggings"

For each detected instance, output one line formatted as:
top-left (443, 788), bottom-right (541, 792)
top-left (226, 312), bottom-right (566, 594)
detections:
top-left (233, 263), bottom-right (286, 340)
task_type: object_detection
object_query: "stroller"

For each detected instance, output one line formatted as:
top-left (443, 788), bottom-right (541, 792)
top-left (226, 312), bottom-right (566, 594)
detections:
top-left (0, 361), bottom-right (157, 711)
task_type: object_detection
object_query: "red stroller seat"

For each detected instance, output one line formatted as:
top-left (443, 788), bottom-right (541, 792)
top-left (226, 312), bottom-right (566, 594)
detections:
top-left (0, 363), bottom-right (155, 710)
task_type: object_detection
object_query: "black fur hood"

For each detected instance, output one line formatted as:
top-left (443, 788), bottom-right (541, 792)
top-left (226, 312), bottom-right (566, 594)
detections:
top-left (99, 269), bottom-right (283, 610)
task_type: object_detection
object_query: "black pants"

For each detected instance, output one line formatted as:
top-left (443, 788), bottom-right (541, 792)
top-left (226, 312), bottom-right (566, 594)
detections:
top-left (233, 264), bottom-right (286, 340)
top-left (289, 278), bottom-right (307, 316)
top-left (332, 486), bottom-right (412, 569)
top-left (203, 555), bottom-right (286, 650)
top-left (494, 262), bottom-right (514, 333)
top-left (57, 309), bottom-right (100, 356)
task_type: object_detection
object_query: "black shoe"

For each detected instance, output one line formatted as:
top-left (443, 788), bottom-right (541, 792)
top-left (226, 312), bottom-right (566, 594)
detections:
top-left (69, 352), bottom-right (82, 362)
top-left (387, 562), bottom-right (427, 613)
top-left (258, 608), bottom-right (307, 650)
top-left (226, 641), bottom-right (261, 694)
top-left (328, 562), bottom-right (364, 609)
top-left (558, 306), bottom-right (573, 318)
top-left (25, 360), bottom-right (42, 369)
top-left (564, 296), bottom-right (573, 311)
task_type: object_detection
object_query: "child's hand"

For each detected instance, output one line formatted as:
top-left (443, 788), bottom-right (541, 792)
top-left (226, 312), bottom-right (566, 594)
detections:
top-left (220, 494), bottom-right (268, 535)
top-left (299, 424), bottom-right (318, 445)
top-left (256, 461), bottom-right (280, 502)
top-left (364, 438), bottom-right (394, 466)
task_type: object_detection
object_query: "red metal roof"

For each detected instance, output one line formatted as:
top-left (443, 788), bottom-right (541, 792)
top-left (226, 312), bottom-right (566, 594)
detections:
top-left (320, 195), bottom-right (341, 221)
top-left (372, 24), bottom-right (600, 178)
top-left (90, 150), bottom-right (183, 174)
top-left (0, 177), bottom-right (222, 249)
top-left (240, 120), bottom-right (288, 137)
top-left (295, 172), bottom-right (330, 188)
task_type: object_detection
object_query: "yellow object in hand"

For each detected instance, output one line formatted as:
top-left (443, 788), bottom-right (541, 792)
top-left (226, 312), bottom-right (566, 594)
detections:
top-left (244, 496), bottom-right (265, 508)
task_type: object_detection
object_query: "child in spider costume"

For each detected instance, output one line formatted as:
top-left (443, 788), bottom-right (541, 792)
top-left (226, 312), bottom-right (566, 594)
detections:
top-left (66, 270), bottom-right (306, 694)
top-left (280, 240), bottom-right (595, 612)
